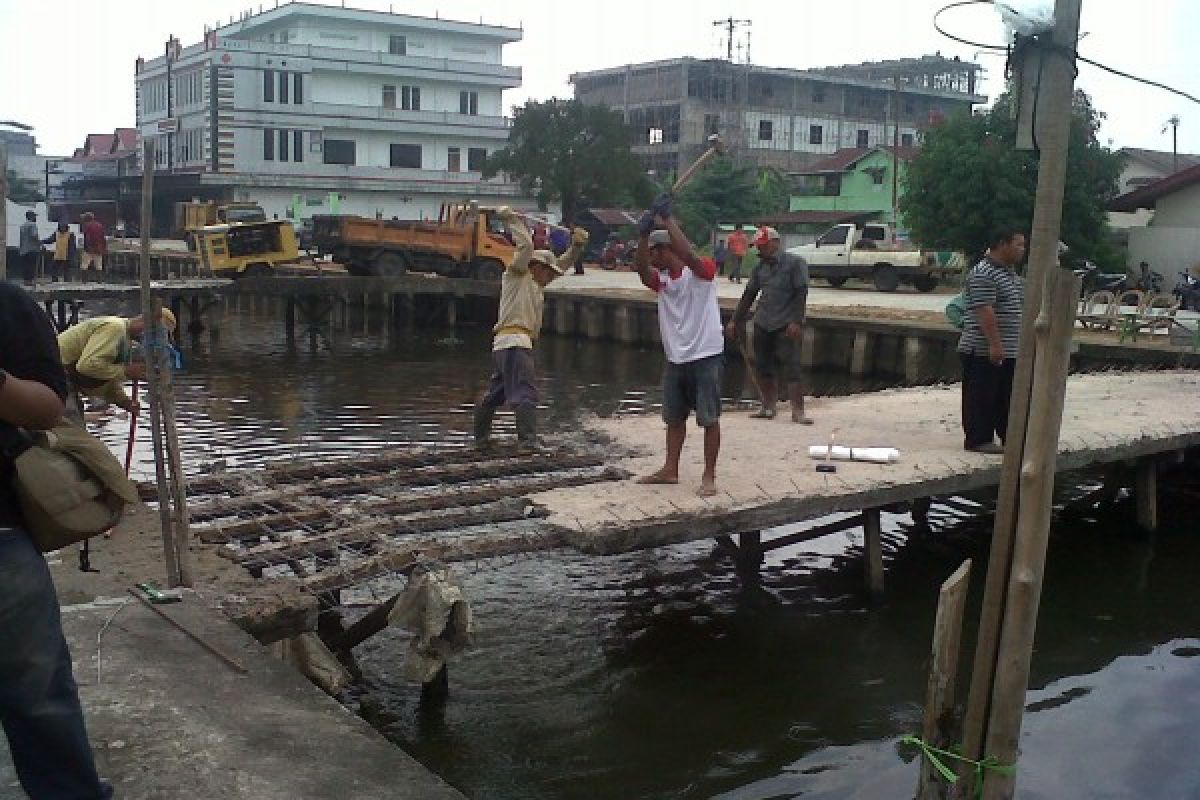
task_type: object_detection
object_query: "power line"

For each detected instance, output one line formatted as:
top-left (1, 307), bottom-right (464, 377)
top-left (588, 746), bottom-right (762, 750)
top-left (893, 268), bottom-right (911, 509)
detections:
top-left (1075, 55), bottom-right (1200, 106)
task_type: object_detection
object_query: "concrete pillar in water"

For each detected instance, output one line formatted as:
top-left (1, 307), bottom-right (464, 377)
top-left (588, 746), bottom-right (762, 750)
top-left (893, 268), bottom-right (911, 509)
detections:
top-left (904, 336), bottom-right (925, 384)
top-left (614, 304), bottom-right (639, 344)
top-left (850, 330), bottom-right (871, 376)
top-left (554, 300), bottom-right (572, 337)
top-left (583, 302), bottom-right (604, 340)
top-left (285, 297), bottom-right (296, 345)
top-left (446, 296), bottom-right (459, 327)
top-left (799, 326), bottom-right (817, 368)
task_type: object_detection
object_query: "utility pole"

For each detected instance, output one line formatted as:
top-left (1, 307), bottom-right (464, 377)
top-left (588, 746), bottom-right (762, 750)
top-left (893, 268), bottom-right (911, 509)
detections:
top-left (955, 1), bottom-right (1084, 797)
top-left (892, 74), bottom-right (901, 232)
top-left (712, 17), bottom-right (751, 63)
top-left (1163, 115), bottom-right (1181, 172)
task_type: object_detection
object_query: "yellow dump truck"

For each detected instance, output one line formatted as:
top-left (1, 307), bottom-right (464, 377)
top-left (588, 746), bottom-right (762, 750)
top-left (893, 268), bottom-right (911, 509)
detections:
top-left (192, 220), bottom-right (299, 277)
top-left (310, 203), bottom-right (519, 280)
top-left (175, 202), bottom-right (268, 241)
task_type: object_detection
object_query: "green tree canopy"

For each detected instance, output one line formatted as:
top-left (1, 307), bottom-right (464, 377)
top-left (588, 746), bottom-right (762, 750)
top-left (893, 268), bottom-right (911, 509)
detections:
top-left (483, 98), bottom-right (653, 223)
top-left (673, 160), bottom-right (791, 244)
top-left (6, 169), bottom-right (44, 204)
top-left (900, 89), bottom-right (1124, 266)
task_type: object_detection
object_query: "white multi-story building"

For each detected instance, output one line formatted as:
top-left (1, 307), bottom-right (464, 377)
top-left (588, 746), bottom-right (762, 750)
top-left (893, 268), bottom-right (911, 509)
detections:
top-left (133, 2), bottom-right (524, 227)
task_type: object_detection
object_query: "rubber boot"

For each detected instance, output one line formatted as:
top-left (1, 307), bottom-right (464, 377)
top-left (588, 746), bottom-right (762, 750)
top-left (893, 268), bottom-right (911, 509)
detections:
top-left (751, 378), bottom-right (777, 419)
top-left (473, 404), bottom-right (496, 450)
top-left (789, 383), bottom-right (813, 425)
top-left (514, 405), bottom-right (539, 453)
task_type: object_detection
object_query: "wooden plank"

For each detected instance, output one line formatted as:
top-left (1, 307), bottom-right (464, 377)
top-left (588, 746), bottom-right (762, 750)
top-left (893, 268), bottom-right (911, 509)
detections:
top-left (863, 509), bottom-right (885, 597)
top-left (916, 559), bottom-right (971, 800)
top-left (760, 515), bottom-right (864, 552)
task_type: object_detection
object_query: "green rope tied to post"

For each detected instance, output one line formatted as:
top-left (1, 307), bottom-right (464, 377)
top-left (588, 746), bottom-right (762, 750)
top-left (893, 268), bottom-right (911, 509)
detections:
top-left (900, 735), bottom-right (1016, 798)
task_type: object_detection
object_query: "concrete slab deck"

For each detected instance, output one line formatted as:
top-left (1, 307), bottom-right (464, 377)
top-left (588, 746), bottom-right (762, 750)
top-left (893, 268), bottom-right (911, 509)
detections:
top-left (0, 596), bottom-right (464, 800)
top-left (530, 371), bottom-right (1200, 554)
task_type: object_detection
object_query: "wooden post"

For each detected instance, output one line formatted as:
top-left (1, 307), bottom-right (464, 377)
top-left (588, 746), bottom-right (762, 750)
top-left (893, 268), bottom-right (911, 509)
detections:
top-left (1135, 458), bottom-right (1157, 532)
top-left (960, 1), bottom-right (1084, 786)
top-left (0, 141), bottom-right (7, 280)
top-left (138, 140), bottom-right (182, 588)
top-left (917, 559), bottom-right (972, 800)
top-left (961, 5), bottom-right (1085, 795)
top-left (850, 330), bottom-right (871, 376)
top-left (446, 296), bottom-right (458, 327)
top-left (863, 508), bottom-right (885, 597)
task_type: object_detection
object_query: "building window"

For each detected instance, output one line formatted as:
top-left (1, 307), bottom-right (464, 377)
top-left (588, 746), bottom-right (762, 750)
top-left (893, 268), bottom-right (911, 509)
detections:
top-left (263, 128), bottom-right (275, 161)
top-left (809, 125), bottom-right (823, 145)
top-left (402, 85), bottom-right (420, 111)
top-left (904, 98), bottom-right (915, 115)
top-left (323, 139), bottom-right (356, 165)
top-left (293, 73), bottom-right (303, 104)
top-left (390, 143), bottom-right (421, 168)
top-left (447, 147), bottom-right (461, 172)
top-left (704, 114), bottom-right (719, 136)
top-left (856, 129), bottom-right (870, 148)
top-left (901, 132), bottom-right (914, 147)
top-left (264, 69), bottom-right (274, 102)
top-left (459, 91), bottom-right (478, 115)
top-left (758, 120), bottom-right (773, 141)
top-left (468, 147), bottom-right (487, 172)
top-left (812, 85), bottom-right (826, 103)
top-left (294, 130), bottom-right (303, 162)
top-left (279, 71), bottom-right (289, 104)
top-left (389, 35), bottom-right (406, 55)
top-left (383, 85), bottom-right (397, 109)
top-left (279, 129), bottom-right (289, 162)
top-left (647, 127), bottom-right (663, 145)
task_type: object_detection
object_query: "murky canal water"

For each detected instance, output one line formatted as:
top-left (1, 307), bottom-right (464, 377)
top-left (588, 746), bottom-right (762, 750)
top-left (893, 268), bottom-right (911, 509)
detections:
top-left (87, 301), bottom-right (1200, 799)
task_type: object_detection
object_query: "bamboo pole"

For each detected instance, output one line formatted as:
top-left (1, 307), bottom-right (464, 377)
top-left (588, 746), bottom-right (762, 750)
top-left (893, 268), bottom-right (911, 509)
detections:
top-left (981, 267), bottom-right (1081, 798)
top-left (957, 2), bottom-right (1082, 788)
top-left (917, 559), bottom-right (972, 800)
top-left (138, 139), bottom-right (182, 588)
top-left (0, 142), bottom-right (7, 280)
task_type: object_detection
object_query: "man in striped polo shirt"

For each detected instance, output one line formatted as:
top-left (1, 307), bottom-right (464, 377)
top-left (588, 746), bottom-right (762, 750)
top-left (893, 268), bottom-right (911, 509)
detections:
top-left (958, 229), bottom-right (1026, 454)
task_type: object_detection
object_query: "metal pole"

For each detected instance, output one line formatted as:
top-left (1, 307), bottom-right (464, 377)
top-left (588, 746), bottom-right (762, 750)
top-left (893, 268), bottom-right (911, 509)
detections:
top-left (0, 142), bottom-right (7, 280)
top-left (892, 74), bottom-right (901, 232)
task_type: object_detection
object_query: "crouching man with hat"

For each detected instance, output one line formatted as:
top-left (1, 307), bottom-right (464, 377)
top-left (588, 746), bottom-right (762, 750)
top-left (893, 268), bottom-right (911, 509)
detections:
top-left (473, 208), bottom-right (588, 452)
top-left (727, 226), bottom-right (813, 423)
top-left (57, 310), bottom-right (176, 416)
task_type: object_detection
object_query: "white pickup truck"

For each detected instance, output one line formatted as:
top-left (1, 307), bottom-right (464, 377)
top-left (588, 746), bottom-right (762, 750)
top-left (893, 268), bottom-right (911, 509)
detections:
top-left (787, 223), bottom-right (964, 292)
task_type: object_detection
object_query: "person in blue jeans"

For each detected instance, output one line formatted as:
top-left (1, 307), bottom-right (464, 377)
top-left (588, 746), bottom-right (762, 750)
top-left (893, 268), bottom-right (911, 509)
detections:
top-left (0, 280), bottom-right (112, 799)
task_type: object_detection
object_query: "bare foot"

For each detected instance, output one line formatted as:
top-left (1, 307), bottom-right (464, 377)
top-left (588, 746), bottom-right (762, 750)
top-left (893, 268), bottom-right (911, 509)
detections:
top-left (697, 476), bottom-right (718, 497)
top-left (638, 469), bottom-right (679, 485)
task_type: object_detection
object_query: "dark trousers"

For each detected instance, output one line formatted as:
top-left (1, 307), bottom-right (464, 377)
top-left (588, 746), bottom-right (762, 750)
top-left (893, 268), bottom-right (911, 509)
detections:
top-left (19, 252), bottom-right (40, 284)
top-left (728, 254), bottom-right (744, 281)
top-left (960, 353), bottom-right (1015, 448)
top-left (0, 528), bottom-right (112, 799)
top-left (479, 346), bottom-right (539, 412)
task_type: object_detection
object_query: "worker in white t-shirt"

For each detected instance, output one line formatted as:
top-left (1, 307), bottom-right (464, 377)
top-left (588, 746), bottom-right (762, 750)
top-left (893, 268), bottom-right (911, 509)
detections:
top-left (634, 196), bottom-right (725, 497)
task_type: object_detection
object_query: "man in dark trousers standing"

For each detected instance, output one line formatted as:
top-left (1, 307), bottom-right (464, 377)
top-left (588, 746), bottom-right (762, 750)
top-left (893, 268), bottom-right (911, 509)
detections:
top-left (0, 281), bottom-right (113, 799)
top-left (958, 228), bottom-right (1026, 454)
top-left (727, 226), bottom-right (813, 423)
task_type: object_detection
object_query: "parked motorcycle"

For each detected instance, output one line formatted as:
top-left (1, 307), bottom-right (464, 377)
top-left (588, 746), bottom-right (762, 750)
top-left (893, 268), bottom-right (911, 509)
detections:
top-left (1075, 262), bottom-right (1129, 296)
top-left (1174, 271), bottom-right (1200, 311)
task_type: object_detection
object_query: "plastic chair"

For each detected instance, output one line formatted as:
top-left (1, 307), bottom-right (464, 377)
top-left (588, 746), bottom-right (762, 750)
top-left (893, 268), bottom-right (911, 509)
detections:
top-left (1078, 291), bottom-right (1117, 330)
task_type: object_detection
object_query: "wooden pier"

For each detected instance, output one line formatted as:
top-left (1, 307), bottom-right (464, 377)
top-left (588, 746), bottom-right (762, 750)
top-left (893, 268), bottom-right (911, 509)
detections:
top-left (142, 370), bottom-right (1200, 643)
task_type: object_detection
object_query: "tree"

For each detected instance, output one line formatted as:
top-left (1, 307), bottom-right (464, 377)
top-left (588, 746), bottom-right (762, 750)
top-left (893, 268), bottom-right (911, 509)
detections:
top-left (900, 89), bottom-right (1124, 266)
top-left (6, 169), bottom-right (44, 204)
top-left (672, 160), bottom-right (790, 245)
top-left (484, 98), bottom-right (653, 223)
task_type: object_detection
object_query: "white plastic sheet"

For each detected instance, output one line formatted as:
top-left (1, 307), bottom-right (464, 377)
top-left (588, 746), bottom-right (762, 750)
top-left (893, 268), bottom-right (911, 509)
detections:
top-left (994, 1), bottom-right (1055, 36)
top-left (807, 445), bottom-right (900, 464)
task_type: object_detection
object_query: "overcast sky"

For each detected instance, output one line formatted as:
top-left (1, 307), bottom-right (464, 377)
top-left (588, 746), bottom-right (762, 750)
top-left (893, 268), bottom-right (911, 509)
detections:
top-left (2, 0), bottom-right (1197, 158)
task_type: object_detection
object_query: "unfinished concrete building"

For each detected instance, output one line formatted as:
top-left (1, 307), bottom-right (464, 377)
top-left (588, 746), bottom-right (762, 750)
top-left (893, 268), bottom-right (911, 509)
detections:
top-left (570, 55), bottom-right (985, 178)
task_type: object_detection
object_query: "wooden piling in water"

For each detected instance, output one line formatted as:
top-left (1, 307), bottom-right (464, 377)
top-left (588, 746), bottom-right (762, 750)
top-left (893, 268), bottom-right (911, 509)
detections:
top-left (863, 508), bottom-right (885, 597)
top-left (1135, 458), bottom-right (1157, 532)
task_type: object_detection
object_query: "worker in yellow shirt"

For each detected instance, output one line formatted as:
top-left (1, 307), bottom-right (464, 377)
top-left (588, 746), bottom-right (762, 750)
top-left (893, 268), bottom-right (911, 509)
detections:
top-left (57, 310), bottom-right (176, 414)
top-left (473, 208), bottom-right (587, 451)
top-left (40, 222), bottom-right (78, 282)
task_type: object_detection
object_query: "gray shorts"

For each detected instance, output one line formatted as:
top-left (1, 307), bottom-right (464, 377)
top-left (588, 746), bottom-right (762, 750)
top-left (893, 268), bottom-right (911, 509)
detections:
top-left (751, 324), bottom-right (803, 384)
top-left (662, 353), bottom-right (723, 427)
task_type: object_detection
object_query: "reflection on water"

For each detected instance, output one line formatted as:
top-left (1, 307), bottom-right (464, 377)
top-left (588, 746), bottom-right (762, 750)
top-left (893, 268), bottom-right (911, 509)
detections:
top-left (83, 303), bottom-right (1200, 799)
